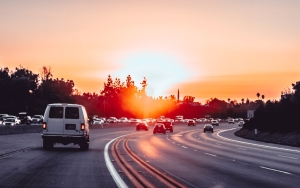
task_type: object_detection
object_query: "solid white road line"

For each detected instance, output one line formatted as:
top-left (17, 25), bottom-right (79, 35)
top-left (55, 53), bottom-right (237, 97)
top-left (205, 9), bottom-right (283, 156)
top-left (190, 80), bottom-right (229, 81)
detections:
top-left (104, 135), bottom-right (130, 188)
top-left (278, 155), bottom-right (298, 160)
top-left (259, 166), bottom-right (292, 175)
top-left (217, 128), bottom-right (300, 153)
top-left (204, 153), bottom-right (216, 157)
top-left (182, 146), bottom-right (188, 148)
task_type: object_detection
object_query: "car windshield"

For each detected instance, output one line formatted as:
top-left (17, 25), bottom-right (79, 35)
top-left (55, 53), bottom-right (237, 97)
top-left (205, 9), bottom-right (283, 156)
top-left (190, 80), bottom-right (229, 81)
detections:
top-left (5, 119), bottom-right (14, 122)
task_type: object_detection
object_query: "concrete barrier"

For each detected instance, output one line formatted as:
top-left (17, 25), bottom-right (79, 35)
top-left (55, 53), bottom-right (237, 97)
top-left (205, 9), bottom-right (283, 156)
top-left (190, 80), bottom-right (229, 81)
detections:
top-left (0, 124), bottom-right (42, 135)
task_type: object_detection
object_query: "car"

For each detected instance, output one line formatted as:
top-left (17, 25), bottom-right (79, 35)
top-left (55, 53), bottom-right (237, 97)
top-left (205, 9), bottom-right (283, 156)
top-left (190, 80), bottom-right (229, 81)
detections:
top-left (238, 121), bottom-right (245, 126)
top-left (2, 116), bottom-right (21, 124)
top-left (93, 118), bottom-right (104, 125)
top-left (31, 115), bottom-right (44, 124)
top-left (228, 119), bottom-right (235, 124)
top-left (211, 120), bottom-right (219, 126)
top-left (0, 114), bottom-right (8, 121)
top-left (153, 123), bottom-right (166, 134)
top-left (41, 103), bottom-right (90, 150)
top-left (129, 118), bottom-right (140, 124)
top-left (2, 118), bottom-right (19, 126)
top-left (107, 117), bottom-right (118, 123)
top-left (203, 124), bottom-right (214, 133)
top-left (136, 122), bottom-right (149, 131)
top-left (156, 120), bottom-right (173, 132)
top-left (187, 119), bottom-right (196, 126)
top-left (119, 117), bottom-right (128, 123)
top-left (196, 119), bottom-right (202, 123)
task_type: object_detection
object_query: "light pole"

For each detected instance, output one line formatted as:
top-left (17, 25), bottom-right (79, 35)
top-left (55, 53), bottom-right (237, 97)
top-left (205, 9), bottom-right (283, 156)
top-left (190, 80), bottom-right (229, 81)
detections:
top-left (103, 98), bottom-right (106, 118)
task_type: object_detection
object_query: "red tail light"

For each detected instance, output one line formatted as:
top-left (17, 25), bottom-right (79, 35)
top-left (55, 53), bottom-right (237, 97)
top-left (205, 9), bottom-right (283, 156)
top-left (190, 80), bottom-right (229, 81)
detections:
top-left (80, 124), bottom-right (85, 131)
top-left (42, 123), bottom-right (47, 129)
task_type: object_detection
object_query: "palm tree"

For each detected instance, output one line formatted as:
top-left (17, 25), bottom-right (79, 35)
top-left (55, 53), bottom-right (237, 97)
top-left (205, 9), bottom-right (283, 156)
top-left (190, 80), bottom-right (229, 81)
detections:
top-left (262, 95), bottom-right (265, 101)
top-left (241, 98), bottom-right (244, 104)
top-left (256, 93), bottom-right (260, 99)
top-left (228, 98), bottom-right (230, 103)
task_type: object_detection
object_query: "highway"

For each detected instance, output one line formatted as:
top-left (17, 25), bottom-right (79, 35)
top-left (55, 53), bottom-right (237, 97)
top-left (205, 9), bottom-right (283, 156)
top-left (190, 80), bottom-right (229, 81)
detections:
top-left (0, 123), bottom-right (299, 187)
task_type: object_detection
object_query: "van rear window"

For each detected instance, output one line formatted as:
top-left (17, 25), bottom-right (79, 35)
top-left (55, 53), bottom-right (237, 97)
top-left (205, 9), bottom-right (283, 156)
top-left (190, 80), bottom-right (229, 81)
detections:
top-left (49, 107), bottom-right (63, 118)
top-left (65, 107), bottom-right (79, 119)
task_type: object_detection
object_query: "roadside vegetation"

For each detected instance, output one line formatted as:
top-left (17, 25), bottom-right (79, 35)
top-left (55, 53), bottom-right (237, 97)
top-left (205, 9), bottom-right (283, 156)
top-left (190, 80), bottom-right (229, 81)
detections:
top-left (243, 82), bottom-right (300, 133)
top-left (1, 66), bottom-right (299, 135)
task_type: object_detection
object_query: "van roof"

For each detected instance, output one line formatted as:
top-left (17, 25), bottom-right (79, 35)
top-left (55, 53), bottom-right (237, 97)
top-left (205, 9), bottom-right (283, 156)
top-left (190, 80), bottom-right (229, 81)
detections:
top-left (47, 103), bottom-right (84, 107)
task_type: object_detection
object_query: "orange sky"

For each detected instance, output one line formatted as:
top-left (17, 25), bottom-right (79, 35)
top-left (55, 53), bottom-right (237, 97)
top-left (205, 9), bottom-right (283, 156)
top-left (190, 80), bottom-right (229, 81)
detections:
top-left (0, 1), bottom-right (299, 103)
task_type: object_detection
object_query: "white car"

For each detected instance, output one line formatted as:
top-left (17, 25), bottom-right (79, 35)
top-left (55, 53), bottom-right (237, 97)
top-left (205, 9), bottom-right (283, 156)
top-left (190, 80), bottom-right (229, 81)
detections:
top-left (32, 115), bottom-right (44, 124)
top-left (238, 121), bottom-right (245, 126)
top-left (228, 119), bottom-right (235, 124)
top-left (93, 118), bottom-right (104, 125)
top-left (119, 117), bottom-right (128, 123)
top-left (2, 118), bottom-right (19, 126)
top-left (211, 120), bottom-right (219, 126)
top-left (107, 117), bottom-right (118, 123)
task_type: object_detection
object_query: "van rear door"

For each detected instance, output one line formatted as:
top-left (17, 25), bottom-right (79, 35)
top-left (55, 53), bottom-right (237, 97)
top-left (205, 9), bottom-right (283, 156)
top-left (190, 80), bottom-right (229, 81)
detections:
top-left (46, 106), bottom-right (64, 135)
top-left (64, 106), bottom-right (81, 135)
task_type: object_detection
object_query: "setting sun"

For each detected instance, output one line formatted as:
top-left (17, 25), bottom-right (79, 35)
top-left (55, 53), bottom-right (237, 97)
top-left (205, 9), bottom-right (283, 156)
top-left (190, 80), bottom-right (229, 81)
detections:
top-left (0, 1), bottom-right (299, 103)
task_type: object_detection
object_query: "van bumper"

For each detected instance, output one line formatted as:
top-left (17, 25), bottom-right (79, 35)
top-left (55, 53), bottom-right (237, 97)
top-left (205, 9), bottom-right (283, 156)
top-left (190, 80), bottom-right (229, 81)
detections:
top-left (41, 134), bottom-right (89, 145)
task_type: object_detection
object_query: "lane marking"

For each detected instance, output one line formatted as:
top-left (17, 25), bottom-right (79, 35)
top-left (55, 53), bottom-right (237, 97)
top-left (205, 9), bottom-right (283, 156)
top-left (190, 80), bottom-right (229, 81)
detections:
top-left (217, 128), bottom-right (300, 153)
top-left (104, 135), bottom-right (130, 188)
top-left (259, 166), bottom-right (292, 175)
top-left (182, 146), bottom-right (188, 148)
top-left (204, 153), bottom-right (216, 157)
top-left (278, 155), bottom-right (298, 160)
top-left (237, 148), bottom-right (247, 151)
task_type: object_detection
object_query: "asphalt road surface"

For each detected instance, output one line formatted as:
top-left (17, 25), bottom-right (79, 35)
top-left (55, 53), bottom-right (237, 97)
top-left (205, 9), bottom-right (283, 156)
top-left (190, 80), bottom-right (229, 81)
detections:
top-left (0, 123), bottom-right (299, 188)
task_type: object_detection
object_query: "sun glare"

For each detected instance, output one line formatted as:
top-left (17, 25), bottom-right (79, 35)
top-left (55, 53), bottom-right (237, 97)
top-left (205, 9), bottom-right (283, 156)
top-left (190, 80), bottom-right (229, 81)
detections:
top-left (113, 52), bottom-right (190, 97)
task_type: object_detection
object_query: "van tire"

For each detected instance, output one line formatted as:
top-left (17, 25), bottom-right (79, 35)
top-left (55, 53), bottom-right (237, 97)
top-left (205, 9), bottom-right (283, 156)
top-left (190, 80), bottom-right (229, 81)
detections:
top-left (43, 140), bottom-right (53, 150)
top-left (80, 142), bottom-right (89, 150)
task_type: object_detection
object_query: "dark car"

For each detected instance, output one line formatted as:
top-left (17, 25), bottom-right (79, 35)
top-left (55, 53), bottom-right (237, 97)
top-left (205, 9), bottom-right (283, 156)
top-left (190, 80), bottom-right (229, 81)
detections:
top-left (153, 123), bottom-right (166, 134)
top-left (187, 120), bottom-right (196, 126)
top-left (136, 122), bottom-right (149, 131)
top-left (156, 121), bottom-right (173, 132)
top-left (204, 124), bottom-right (214, 133)
top-left (18, 112), bottom-right (32, 124)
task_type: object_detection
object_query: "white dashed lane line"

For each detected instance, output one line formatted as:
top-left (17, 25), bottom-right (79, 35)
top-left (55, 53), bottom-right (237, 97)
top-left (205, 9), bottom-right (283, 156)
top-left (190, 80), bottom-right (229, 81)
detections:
top-left (278, 155), bottom-right (298, 160)
top-left (237, 148), bottom-right (247, 151)
top-left (204, 153), bottom-right (216, 157)
top-left (182, 146), bottom-right (188, 149)
top-left (259, 166), bottom-right (292, 175)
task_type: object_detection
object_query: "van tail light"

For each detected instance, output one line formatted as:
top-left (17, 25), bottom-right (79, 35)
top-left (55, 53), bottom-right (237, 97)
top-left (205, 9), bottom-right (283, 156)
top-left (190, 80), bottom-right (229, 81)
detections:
top-left (42, 123), bottom-right (47, 129)
top-left (80, 123), bottom-right (85, 131)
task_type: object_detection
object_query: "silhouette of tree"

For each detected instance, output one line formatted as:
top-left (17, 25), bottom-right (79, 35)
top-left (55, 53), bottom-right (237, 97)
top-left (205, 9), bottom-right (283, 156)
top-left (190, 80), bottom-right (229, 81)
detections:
top-left (262, 95), bottom-right (265, 101)
top-left (241, 98), bottom-right (244, 104)
top-left (183, 96), bottom-right (195, 102)
top-left (256, 93), bottom-right (260, 99)
top-left (228, 98), bottom-right (230, 103)
top-left (39, 66), bottom-right (53, 81)
top-left (246, 98), bottom-right (250, 104)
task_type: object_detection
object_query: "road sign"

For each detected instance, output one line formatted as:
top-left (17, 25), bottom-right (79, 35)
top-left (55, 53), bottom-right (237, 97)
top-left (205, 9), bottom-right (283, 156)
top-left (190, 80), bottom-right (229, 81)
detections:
top-left (247, 110), bottom-right (255, 118)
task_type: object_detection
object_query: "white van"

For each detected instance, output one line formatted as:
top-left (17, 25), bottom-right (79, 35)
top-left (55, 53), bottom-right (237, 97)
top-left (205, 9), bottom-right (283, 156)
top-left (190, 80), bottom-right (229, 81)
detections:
top-left (41, 103), bottom-right (90, 150)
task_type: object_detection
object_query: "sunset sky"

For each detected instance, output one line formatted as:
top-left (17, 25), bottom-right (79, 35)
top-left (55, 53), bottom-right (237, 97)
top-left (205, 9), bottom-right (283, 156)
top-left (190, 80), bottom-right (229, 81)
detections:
top-left (0, 1), bottom-right (299, 103)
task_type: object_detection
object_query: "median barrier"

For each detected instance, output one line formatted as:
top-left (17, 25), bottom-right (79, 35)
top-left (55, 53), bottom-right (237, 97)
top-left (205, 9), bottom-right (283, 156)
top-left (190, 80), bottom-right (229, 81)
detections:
top-left (0, 124), bottom-right (42, 135)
